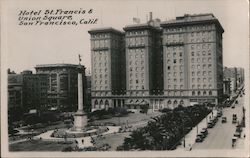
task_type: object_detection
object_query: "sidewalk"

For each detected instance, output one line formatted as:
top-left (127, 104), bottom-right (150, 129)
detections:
top-left (176, 109), bottom-right (217, 151)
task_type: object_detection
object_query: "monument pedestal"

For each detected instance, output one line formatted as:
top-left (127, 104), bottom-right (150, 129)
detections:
top-left (74, 110), bottom-right (87, 131)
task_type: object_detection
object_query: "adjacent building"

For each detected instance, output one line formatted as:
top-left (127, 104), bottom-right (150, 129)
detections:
top-left (21, 70), bottom-right (49, 111)
top-left (89, 13), bottom-right (225, 112)
top-left (35, 64), bottom-right (86, 111)
top-left (223, 67), bottom-right (244, 93)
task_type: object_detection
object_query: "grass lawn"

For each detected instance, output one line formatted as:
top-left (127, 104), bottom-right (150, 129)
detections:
top-left (94, 132), bottom-right (131, 150)
top-left (9, 140), bottom-right (73, 151)
top-left (91, 112), bottom-right (162, 126)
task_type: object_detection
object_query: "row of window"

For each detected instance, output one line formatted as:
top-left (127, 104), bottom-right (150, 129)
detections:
top-left (191, 77), bottom-right (212, 83)
top-left (167, 72), bottom-right (184, 77)
top-left (165, 25), bottom-right (213, 32)
top-left (191, 57), bottom-right (212, 63)
top-left (191, 50), bottom-right (212, 56)
top-left (93, 86), bottom-right (109, 90)
top-left (167, 78), bottom-right (184, 83)
top-left (191, 71), bottom-right (212, 76)
top-left (191, 44), bottom-right (212, 50)
top-left (91, 33), bottom-right (109, 38)
top-left (129, 73), bottom-right (145, 78)
top-left (166, 59), bottom-right (184, 64)
top-left (129, 85), bottom-right (145, 90)
top-left (129, 67), bottom-right (145, 72)
top-left (126, 30), bottom-right (147, 36)
top-left (166, 52), bottom-right (183, 58)
top-left (126, 37), bottom-right (145, 46)
top-left (191, 64), bottom-right (212, 69)
top-left (93, 74), bottom-right (108, 79)
top-left (167, 65), bottom-right (184, 71)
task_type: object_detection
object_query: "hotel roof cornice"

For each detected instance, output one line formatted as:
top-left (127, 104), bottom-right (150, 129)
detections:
top-left (160, 13), bottom-right (224, 33)
top-left (88, 27), bottom-right (124, 35)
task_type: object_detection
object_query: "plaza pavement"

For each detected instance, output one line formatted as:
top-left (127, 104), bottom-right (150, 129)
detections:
top-left (34, 126), bottom-right (120, 148)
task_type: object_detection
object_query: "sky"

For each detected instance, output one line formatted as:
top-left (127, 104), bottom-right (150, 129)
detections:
top-left (2, 0), bottom-right (249, 74)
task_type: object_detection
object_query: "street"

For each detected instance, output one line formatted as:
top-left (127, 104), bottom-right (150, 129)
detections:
top-left (193, 94), bottom-right (245, 149)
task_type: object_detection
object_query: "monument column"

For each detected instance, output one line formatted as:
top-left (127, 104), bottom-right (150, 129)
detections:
top-left (73, 64), bottom-right (87, 131)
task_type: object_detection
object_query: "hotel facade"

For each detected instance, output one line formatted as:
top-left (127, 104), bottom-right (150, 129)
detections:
top-left (89, 13), bottom-right (224, 112)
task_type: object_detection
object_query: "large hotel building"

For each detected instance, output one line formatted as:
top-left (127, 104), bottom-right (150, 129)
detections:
top-left (89, 13), bottom-right (224, 112)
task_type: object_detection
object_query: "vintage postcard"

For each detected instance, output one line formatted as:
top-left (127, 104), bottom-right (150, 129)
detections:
top-left (1, 0), bottom-right (249, 157)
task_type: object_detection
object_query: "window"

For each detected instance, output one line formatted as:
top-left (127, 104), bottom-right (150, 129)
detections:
top-left (209, 84), bottom-right (212, 89)
top-left (192, 78), bottom-right (195, 82)
top-left (198, 91), bottom-right (201, 95)
top-left (209, 91), bottom-right (212, 95)
top-left (198, 85), bottom-right (201, 89)
top-left (192, 72), bottom-right (195, 76)
top-left (173, 52), bottom-right (176, 57)
top-left (191, 45), bottom-right (194, 50)
top-left (192, 91), bottom-right (195, 95)
top-left (179, 52), bottom-right (182, 57)
top-left (136, 80), bottom-right (139, 84)
top-left (173, 59), bottom-right (177, 63)
top-left (168, 66), bottom-right (171, 70)
top-left (203, 78), bottom-right (206, 82)
top-left (191, 52), bottom-right (194, 56)
top-left (168, 79), bottom-right (171, 83)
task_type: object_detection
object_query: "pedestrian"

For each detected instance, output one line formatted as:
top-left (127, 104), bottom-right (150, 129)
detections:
top-left (244, 134), bottom-right (246, 138)
top-left (82, 139), bottom-right (84, 144)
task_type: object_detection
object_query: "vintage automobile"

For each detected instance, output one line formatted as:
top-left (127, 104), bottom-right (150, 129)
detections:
top-left (201, 128), bottom-right (208, 137)
top-left (208, 122), bottom-right (214, 128)
top-left (217, 111), bottom-right (223, 117)
top-left (222, 117), bottom-right (227, 123)
top-left (234, 132), bottom-right (241, 138)
top-left (232, 114), bottom-right (237, 124)
top-left (232, 136), bottom-right (237, 147)
top-left (195, 134), bottom-right (204, 142)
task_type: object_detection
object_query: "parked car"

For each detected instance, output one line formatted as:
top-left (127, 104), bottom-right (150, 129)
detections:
top-left (208, 122), bottom-right (214, 128)
top-left (222, 117), bottom-right (227, 123)
top-left (232, 114), bottom-right (237, 124)
top-left (195, 134), bottom-right (204, 142)
top-left (217, 111), bottom-right (223, 117)
top-left (234, 132), bottom-right (241, 138)
top-left (201, 128), bottom-right (208, 137)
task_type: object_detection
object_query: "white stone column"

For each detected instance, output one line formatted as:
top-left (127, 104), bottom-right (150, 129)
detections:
top-left (78, 72), bottom-right (83, 111)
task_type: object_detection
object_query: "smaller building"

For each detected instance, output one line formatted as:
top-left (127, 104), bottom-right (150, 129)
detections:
top-left (21, 70), bottom-right (49, 112)
top-left (223, 78), bottom-right (231, 98)
top-left (35, 64), bottom-right (86, 112)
